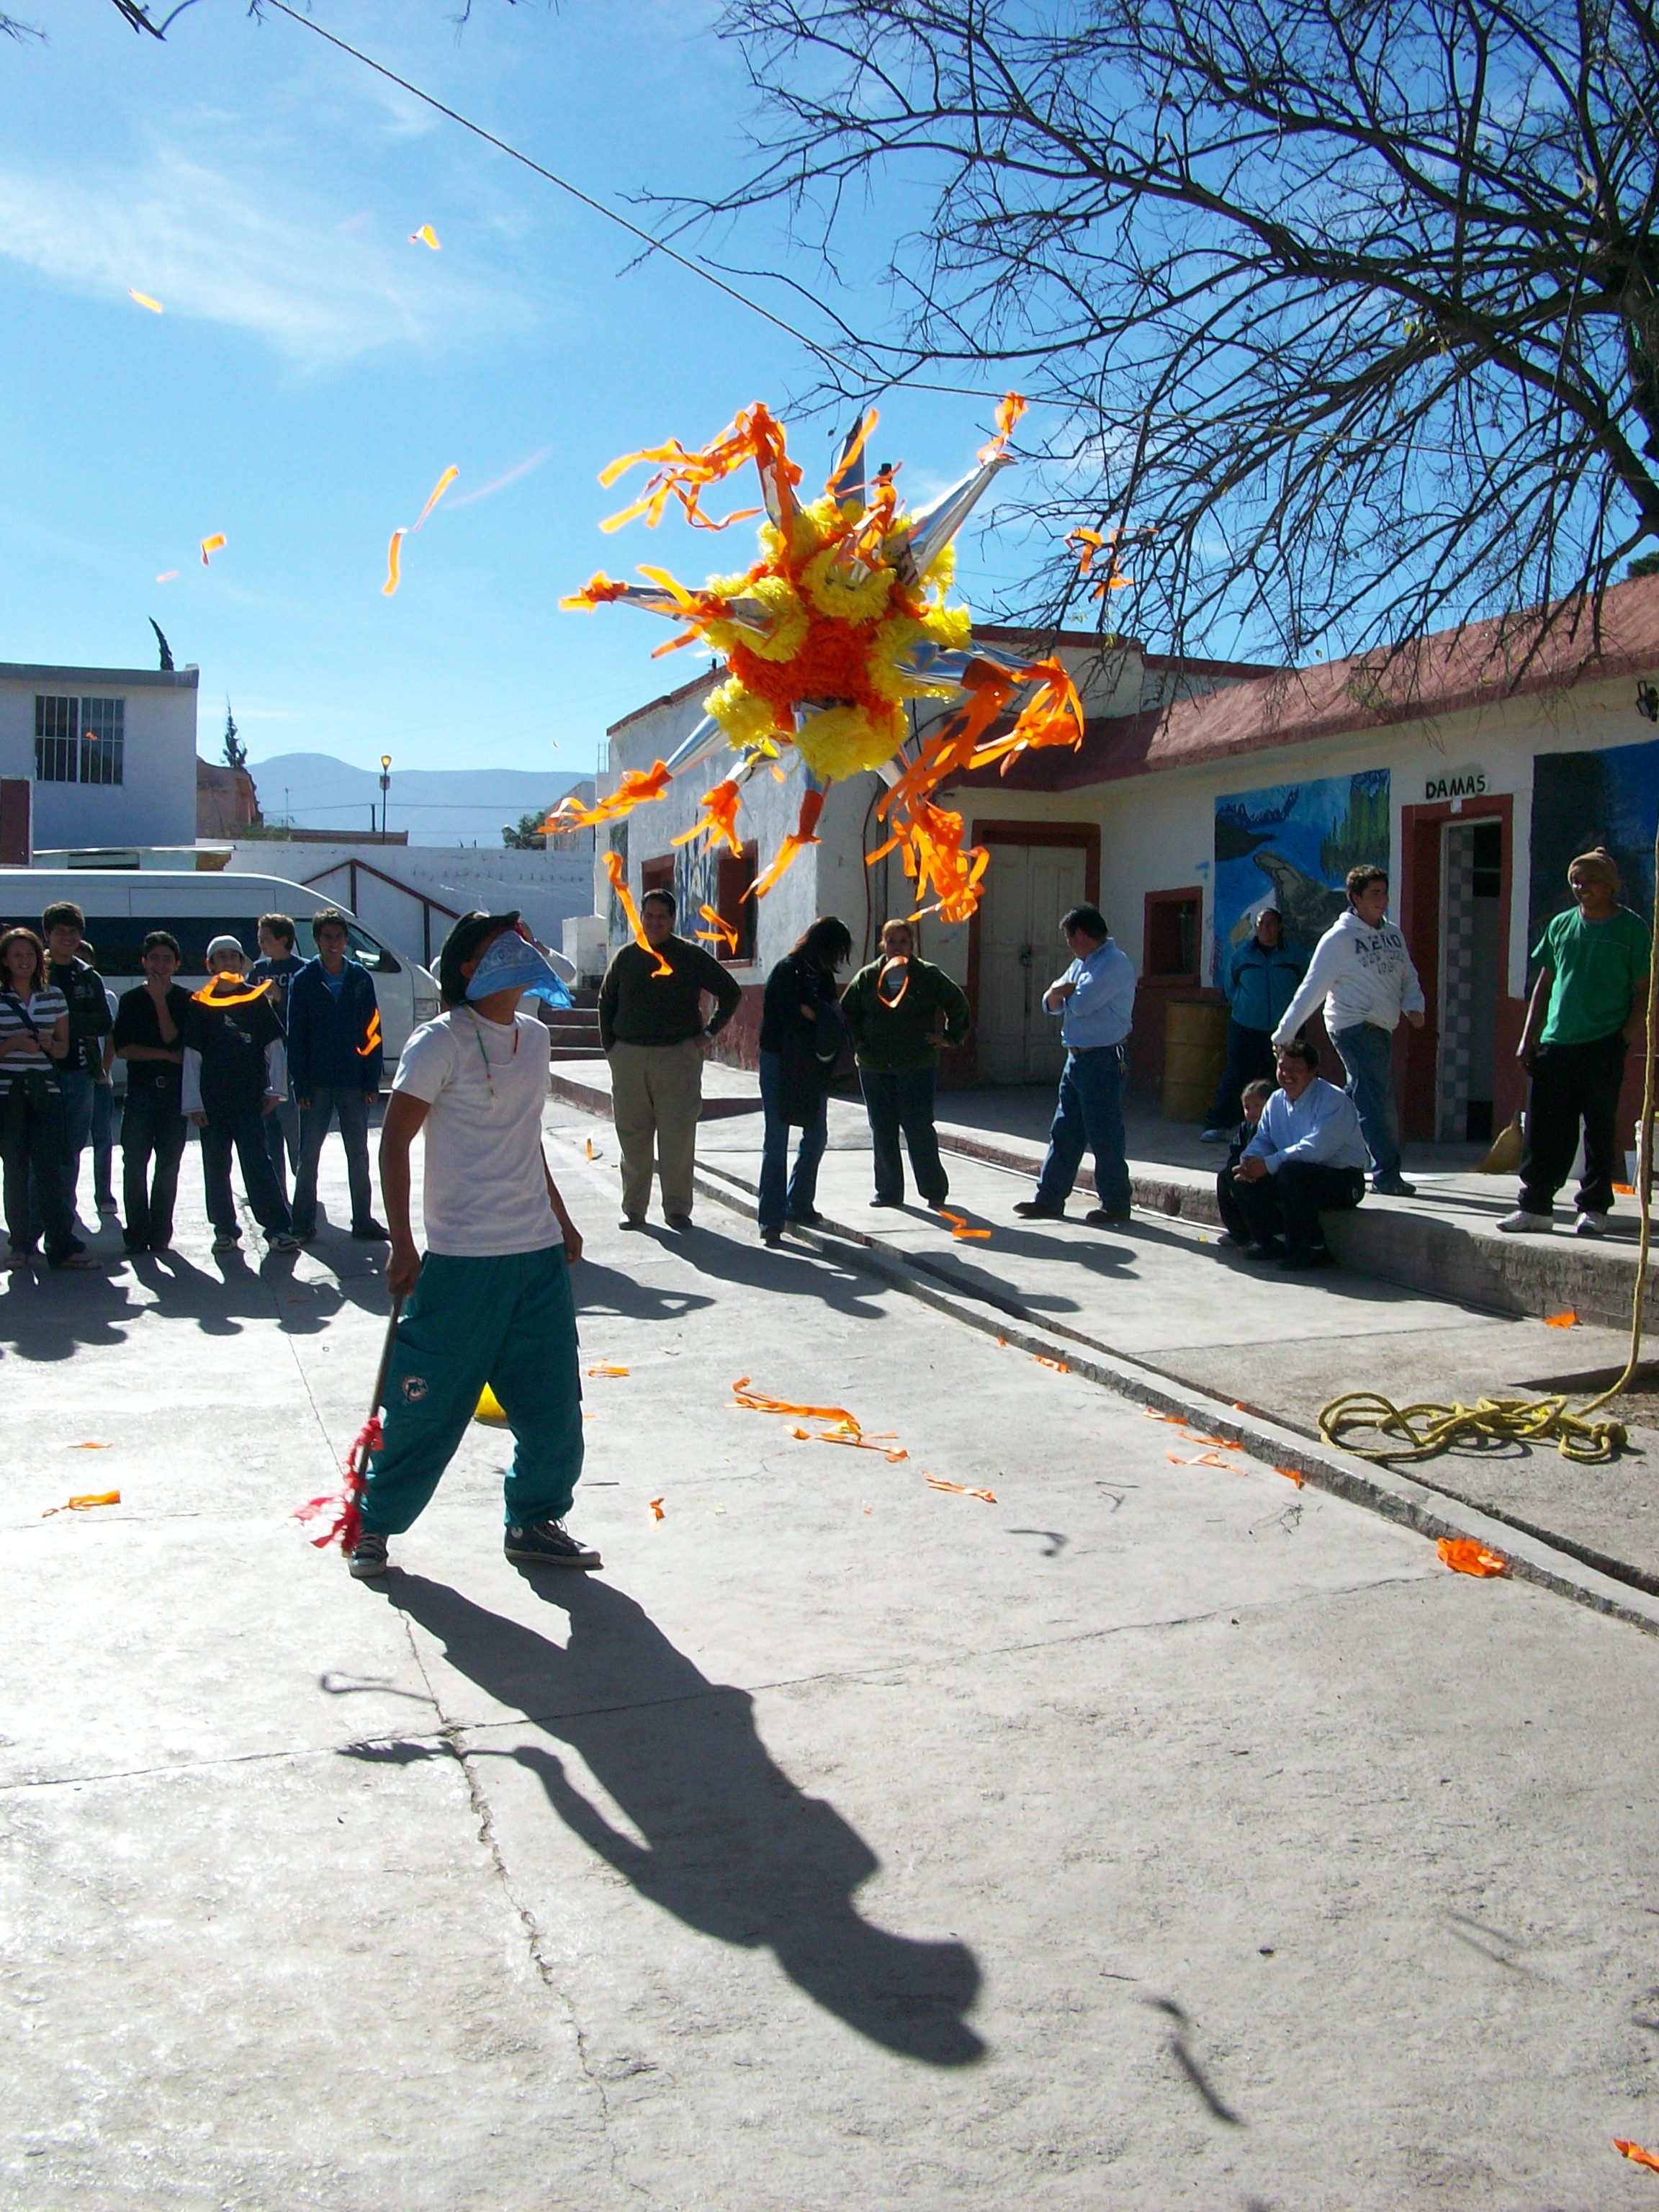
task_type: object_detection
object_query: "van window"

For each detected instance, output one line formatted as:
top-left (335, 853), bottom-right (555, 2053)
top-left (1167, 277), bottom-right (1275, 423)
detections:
top-left (336, 921), bottom-right (400, 974)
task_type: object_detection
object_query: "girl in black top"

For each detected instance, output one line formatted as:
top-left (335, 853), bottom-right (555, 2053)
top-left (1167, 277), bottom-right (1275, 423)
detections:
top-left (757, 916), bottom-right (853, 1244)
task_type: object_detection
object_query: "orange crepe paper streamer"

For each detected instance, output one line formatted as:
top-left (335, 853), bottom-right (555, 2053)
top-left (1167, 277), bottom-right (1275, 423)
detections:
top-left (410, 224), bottom-right (441, 249)
top-left (1276, 1466), bottom-right (1306, 1487)
top-left (603, 851), bottom-right (673, 978)
top-left (382, 528), bottom-right (405, 596)
top-left (936, 1207), bottom-right (991, 1241)
top-left (1182, 1433), bottom-right (1231, 1448)
top-left (696, 904), bottom-right (740, 953)
top-left (129, 289), bottom-right (163, 313)
top-left (42, 1491), bottom-right (121, 1516)
top-left (357, 1007), bottom-right (383, 1058)
top-left (549, 760), bottom-right (673, 832)
top-left (926, 1474), bottom-right (969, 1493)
top-left (190, 975), bottom-right (271, 1009)
top-left (649, 1496), bottom-right (665, 1521)
top-left (827, 408), bottom-right (879, 493)
top-left (599, 403), bottom-right (800, 534)
top-left (1543, 1310), bottom-right (1578, 1327)
top-left (413, 464), bottom-right (459, 531)
top-left (751, 785), bottom-right (827, 902)
top-left (1614, 1182), bottom-right (1636, 1194)
top-left (731, 1377), bottom-right (862, 1434)
top-left (1143, 1409), bottom-right (1188, 1426)
top-left (587, 1362), bottom-right (630, 1377)
top-left (584, 1138), bottom-right (596, 1160)
top-left (1033, 1355), bottom-right (1070, 1373)
top-left (1615, 2141), bottom-right (1659, 2173)
top-left (976, 390), bottom-right (1028, 464)
top-left (561, 570), bottom-right (634, 611)
top-left (1437, 1537), bottom-right (1509, 1576)
top-left (199, 533), bottom-right (227, 566)
top-left (878, 956), bottom-right (911, 1009)
top-left (1166, 1450), bottom-right (1239, 1470)
top-left (814, 1434), bottom-right (908, 1461)
top-left (671, 778), bottom-right (744, 858)
top-left (68, 1441), bottom-right (112, 1449)
top-left (155, 570), bottom-right (179, 583)
top-left (995, 1336), bottom-right (1009, 1347)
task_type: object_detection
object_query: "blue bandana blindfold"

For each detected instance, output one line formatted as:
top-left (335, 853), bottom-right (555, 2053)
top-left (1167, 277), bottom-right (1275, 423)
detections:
top-left (463, 931), bottom-right (573, 1007)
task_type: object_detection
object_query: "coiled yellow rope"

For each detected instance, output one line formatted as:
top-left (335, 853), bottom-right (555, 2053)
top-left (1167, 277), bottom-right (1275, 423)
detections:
top-left (1319, 827), bottom-right (1659, 1467)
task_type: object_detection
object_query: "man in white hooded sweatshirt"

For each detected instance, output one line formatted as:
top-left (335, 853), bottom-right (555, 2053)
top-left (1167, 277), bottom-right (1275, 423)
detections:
top-left (1272, 864), bottom-right (1426, 1197)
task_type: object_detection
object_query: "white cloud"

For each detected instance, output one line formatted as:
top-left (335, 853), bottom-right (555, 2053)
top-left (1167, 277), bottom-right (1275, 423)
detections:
top-left (0, 143), bottom-right (531, 369)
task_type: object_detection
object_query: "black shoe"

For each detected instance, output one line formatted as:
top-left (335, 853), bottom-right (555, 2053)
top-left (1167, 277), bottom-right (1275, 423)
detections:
top-left (1371, 1176), bottom-right (1417, 1198)
top-left (870, 1196), bottom-right (903, 1208)
top-left (1083, 1208), bottom-right (1131, 1228)
top-left (350, 1218), bottom-right (390, 1241)
top-left (123, 1233), bottom-right (148, 1254)
top-left (148, 1234), bottom-right (172, 1254)
top-left (665, 1213), bottom-right (694, 1231)
top-left (289, 1223), bottom-right (318, 1244)
top-left (761, 1226), bottom-right (784, 1247)
top-left (1243, 1240), bottom-right (1281, 1261)
top-left (786, 1208), bottom-right (823, 1228)
top-left (504, 1519), bottom-right (601, 1569)
top-left (347, 1532), bottom-right (390, 1579)
top-left (620, 1214), bottom-right (647, 1231)
top-left (1280, 1244), bottom-right (1334, 1269)
top-left (1014, 1200), bottom-right (1065, 1219)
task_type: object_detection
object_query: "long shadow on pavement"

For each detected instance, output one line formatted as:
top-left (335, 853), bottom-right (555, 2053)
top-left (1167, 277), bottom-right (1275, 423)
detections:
top-left (380, 1572), bottom-right (985, 2067)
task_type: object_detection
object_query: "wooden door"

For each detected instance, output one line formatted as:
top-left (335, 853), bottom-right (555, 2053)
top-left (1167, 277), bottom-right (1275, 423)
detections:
top-left (976, 840), bottom-right (1088, 1082)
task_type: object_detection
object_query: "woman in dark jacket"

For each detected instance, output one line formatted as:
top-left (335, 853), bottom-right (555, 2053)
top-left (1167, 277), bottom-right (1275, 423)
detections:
top-left (757, 916), bottom-right (853, 1246)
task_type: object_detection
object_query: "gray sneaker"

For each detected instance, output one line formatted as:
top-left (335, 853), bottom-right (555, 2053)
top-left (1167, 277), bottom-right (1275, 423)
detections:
top-left (347, 1532), bottom-right (390, 1579)
top-left (1574, 1210), bottom-right (1609, 1238)
top-left (1497, 1208), bottom-right (1553, 1233)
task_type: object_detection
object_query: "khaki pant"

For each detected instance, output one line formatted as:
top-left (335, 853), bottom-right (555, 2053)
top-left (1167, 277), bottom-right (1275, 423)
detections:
top-left (608, 1038), bottom-right (704, 1218)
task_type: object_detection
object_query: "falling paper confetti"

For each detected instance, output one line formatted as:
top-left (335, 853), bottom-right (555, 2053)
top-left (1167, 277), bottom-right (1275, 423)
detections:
top-left (128, 289), bottom-right (163, 313)
top-left (42, 1492), bottom-right (120, 1517)
top-left (155, 570), bottom-right (179, 583)
top-left (382, 528), bottom-right (405, 597)
top-left (413, 464), bottom-right (459, 531)
top-left (1437, 1537), bottom-right (1508, 1577)
top-left (649, 1496), bottom-right (665, 1521)
top-left (199, 533), bottom-right (227, 566)
top-left (410, 224), bottom-right (441, 249)
top-left (66, 1442), bottom-right (112, 1450)
top-left (1616, 2140), bottom-right (1659, 2173)
top-left (475, 1384), bottom-right (508, 1424)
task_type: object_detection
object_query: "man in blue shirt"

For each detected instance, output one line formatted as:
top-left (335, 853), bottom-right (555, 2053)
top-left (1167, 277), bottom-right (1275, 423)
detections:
top-left (286, 909), bottom-right (387, 1242)
top-left (1200, 900), bottom-right (1308, 1142)
top-left (1228, 1038), bottom-right (1369, 1267)
top-left (1015, 904), bottom-right (1138, 1226)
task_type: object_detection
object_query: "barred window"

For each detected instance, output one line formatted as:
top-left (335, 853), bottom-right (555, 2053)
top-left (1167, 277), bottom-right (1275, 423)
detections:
top-left (80, 697), bottom-right (124, 786)
top-left (34, 695), bottom-right (125, 786)
top-left (35, 696), bottom-right (77, 783)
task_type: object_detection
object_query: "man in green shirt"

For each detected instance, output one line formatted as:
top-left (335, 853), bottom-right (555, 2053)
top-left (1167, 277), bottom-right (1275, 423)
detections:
top-left (841, 918), bottom-right (971, 1208)
top-left (1501, 848), bottom-right (1651, 1237)
top-left (598, 887), bottom-right (742, 1230)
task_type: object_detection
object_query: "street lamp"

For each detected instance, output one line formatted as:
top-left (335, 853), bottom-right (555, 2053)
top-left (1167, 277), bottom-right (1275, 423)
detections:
top-left (379, 753), bottom-right (392, 842)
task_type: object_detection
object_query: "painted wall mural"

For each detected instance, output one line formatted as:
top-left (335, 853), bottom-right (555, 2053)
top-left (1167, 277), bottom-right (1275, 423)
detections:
top-left (1213, 769), bottom-right (1391, 978)
top-left (1529, 741), bottom-right (1659, 950)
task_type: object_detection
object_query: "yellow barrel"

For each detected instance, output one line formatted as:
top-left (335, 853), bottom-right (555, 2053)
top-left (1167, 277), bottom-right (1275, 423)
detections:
top-left (1162, 998), bottom-right (1229, 1122)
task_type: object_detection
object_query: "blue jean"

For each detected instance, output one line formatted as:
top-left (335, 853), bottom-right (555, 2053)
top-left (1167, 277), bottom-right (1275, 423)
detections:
top-left (1330, 1022), bottom-right (1403, 1186)
top-left (1035, 1044), bottom-right (1132, 1215)
top-left (757, 1050), bottom-right (829, 1230)
top-left (91, 1079), bottom-right (118, 1206)
top-left (120, 1076), bottom-right (186, 1249)
top-left (199, 1101), bottom-right (292, 1238)
top-left (3, 1082), bottom-right (77, 1262)
top-left (361, 1247), bottom-right (584, 1535)
top-left (860, 1066), bottom-right (948, 1206)
top-left (30, 1063), bottom-right (95, 1235)
top-left (292, 1084), bottom-right (376, 1234)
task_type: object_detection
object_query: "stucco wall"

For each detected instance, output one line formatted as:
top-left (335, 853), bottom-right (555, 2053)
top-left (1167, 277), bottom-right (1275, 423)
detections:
top-left (0, 663), bottom-right (198, 850)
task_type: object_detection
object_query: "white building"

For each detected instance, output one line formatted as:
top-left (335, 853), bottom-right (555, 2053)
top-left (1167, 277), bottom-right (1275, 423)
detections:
top-left (0, 661), bottom-right (198, 853)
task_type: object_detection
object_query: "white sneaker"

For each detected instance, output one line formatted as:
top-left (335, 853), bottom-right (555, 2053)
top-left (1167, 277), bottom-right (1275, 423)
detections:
top-left (1573, 1210), bottom-right (1609, 1238)
top-left (1497, 1209), bottom-right (1552, 1233)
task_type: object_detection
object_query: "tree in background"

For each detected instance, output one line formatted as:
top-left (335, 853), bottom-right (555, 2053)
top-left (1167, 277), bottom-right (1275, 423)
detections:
top-left (706, 0), bottom-right (1659, 675)
top-left (222, 701), bottom-right (247, 773)
top-left (502, 811), bottom-right (550, 850)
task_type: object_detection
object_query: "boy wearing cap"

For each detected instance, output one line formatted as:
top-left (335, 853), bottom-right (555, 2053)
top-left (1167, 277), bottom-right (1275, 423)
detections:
top-left (181, 937), bottom-right (297, 1254)
top-left (346, 912), bottom-right (598, 1579)
top-left (1200, 902), bottom-right (1307, 1143)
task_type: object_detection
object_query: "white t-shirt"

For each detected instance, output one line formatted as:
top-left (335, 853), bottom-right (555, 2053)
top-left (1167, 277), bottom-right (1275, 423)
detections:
top-left (392, 1009), bottom-right (558, 1258)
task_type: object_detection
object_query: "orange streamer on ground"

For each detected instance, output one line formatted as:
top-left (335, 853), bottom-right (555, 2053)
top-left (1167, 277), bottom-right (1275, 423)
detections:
top-left (1033, 1355), bottom-right (1070, 1373)
top-left (587, 1363), bottom-right (630, 1377)
top-left (731, 1377), bottom-right (863, 1434)
top-left (68, 1441), bottom-right (112, 1449)
top-left (42, 1492), bottom-right (120, 1516)
top-left (672, 778), bottom-right (744, 858)
top-left (1616, 2140), bottom-right (1659, 2173)
top-left (1437, 1537), bottom-right (1509, 1576)
top-left (976, 391), bottom-right (1028, 464)
top-left (382, 529), bottom-right (405, 596)
top-left (1543, 1309), bottom-right (1578, 1328)
top-left (199, 533), bottom-right (227, 566)
top-left (602, 851), bottom-right (673, 977)
top-left (695, 904), bottom-right (739, 953)
top-left (1276, 1466), bottom-right (1306, 1487)
top-left (649, 1496), bottom-right (665, 1521)
top-left (584, 1138), bottom-right (596, 1160)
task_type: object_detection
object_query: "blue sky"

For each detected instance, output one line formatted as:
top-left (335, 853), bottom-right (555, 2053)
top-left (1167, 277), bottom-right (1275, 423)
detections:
top-left (0, 0), bottom-right (1020, 783)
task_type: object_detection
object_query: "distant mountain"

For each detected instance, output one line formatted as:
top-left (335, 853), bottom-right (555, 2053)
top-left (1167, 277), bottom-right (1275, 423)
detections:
top-left (244, 752), bottom-right (589, 847)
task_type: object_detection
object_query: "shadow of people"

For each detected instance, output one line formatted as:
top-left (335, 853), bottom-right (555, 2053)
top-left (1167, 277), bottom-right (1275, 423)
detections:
top-left (384, 1573), bottom-right (984, 2067)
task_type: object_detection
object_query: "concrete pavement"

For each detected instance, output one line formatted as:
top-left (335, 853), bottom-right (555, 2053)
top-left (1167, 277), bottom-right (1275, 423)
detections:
top-left (6, 1122), bottom-right (1659, 2206)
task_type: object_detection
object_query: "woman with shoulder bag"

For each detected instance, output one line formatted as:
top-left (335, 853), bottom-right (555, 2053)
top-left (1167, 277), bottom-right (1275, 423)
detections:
top-left (0, 927), bottom-right (89, 1269)
top-left (757, 916), bottom-right (853, 1246)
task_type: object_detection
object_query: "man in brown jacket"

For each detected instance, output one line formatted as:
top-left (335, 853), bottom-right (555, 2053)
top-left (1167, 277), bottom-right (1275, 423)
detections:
top-left (598, 889), bottom-right (742, 1229)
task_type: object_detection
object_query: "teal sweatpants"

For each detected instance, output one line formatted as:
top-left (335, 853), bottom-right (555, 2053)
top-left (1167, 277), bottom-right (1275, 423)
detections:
top-left (359, 1246), bottom-right (584, 1535)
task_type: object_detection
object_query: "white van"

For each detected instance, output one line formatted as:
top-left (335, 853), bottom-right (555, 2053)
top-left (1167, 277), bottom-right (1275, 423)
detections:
top-left (0, 868), bottom-right (441, 1084)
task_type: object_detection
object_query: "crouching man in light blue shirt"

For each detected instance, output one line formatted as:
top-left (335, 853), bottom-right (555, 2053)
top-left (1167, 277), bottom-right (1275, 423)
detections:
top-left (1228, 1038), bottom-right (1368, 1269)
top-left (1015, 904), bottom-right (1139, 1227)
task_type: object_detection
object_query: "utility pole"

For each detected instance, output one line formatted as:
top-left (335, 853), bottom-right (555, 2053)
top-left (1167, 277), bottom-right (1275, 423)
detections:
top-left (379, 753), bottom-right (392, 843)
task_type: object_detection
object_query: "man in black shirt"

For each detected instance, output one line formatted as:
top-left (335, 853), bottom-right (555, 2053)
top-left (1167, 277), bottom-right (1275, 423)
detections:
top-left (41, 898), bottom-right (112, 1231)
top-left (251, 912), bottom-right (305, 1205)
top-left (181, 935), bottom-right (297, 1255)
top-left (597, 887), bottom-right (742, 1229)
top-left (113, 931), bottom-right (192, 1254)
